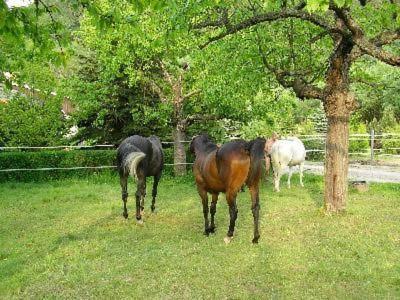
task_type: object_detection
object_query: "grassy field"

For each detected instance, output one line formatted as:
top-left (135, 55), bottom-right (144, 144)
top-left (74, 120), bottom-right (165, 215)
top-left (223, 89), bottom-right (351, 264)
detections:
top-left (0, 173), bottom-right (399, 299)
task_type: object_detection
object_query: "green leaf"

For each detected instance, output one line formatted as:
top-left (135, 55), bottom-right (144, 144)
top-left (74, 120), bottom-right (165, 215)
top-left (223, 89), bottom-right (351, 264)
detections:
top-left (334, 0), bottom-right (346, 8)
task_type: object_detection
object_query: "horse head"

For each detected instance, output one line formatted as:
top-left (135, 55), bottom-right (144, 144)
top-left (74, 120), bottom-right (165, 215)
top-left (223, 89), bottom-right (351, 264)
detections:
top-left (264, 132), bottom-right (279, 155)
top-left (190, 134), bottom-right (212, 154)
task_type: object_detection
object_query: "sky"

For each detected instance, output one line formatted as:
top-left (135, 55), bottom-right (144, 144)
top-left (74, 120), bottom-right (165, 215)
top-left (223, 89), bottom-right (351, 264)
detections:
top-left (6, 0), bottom-right (33, 8)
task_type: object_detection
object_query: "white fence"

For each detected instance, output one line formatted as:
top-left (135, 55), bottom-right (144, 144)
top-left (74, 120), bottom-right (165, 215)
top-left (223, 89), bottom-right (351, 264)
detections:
top-left (298, 131), bottom-right (400, 160)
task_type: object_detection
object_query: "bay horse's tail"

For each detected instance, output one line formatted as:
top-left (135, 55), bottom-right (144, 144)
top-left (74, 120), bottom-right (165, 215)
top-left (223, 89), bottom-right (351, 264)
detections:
top-left (245, 137), bottom-right (266, 185)
top-left (123, 152), bottom-right (146, 180)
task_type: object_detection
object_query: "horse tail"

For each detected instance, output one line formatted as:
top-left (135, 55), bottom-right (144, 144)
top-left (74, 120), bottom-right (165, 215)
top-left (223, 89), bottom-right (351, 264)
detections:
top-left (245, 137), bottom-right (266, 186)
top-left (123, 152), bottom-right (146, 180)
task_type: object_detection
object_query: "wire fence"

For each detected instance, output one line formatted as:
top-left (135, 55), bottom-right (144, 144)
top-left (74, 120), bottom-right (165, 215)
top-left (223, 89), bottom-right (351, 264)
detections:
top-left (1, 131), bottom-right (399, 173)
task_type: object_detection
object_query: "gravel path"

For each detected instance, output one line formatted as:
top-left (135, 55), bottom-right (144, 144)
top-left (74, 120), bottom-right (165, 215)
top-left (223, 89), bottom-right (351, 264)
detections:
top-left (302, 161), bottom-right (400, 183)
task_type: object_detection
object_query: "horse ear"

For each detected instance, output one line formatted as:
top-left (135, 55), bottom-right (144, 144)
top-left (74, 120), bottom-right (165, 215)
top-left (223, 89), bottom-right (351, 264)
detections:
top-left (272, 132), bottom-right (279, 141)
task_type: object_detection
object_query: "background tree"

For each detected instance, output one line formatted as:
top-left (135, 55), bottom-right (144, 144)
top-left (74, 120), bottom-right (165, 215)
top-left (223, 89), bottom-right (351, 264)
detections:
top-left (192, 0), bottom-right (400, 212)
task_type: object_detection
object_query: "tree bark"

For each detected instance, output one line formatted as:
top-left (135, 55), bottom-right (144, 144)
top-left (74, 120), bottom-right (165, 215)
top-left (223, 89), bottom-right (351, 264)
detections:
top-left (323, 92), bottom-right (354, 212)
top-left (173, 122), bottom-right (187, 176)
top-left (322, 29), bottom-right (357, 212)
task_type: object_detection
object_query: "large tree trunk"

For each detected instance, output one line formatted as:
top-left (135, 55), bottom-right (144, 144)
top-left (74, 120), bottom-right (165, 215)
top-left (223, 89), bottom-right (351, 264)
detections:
top-left (323, 30), bottom-right (357, 212)
top-left (173, 122), bottom-right (187, 176)
top-left (323, 91), bottom-right (354, 212)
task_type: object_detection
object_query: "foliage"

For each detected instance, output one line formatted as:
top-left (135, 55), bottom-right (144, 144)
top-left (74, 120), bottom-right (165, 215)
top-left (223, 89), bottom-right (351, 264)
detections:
top-left (352, 60), bottom-right (400, 125)
top-left (0, 176), bottom-right (399, 298)
top-left (0, 95), bottom-right (65, 146)
top-left (0, 149), bottom-right (116, 181)
top-left (349, 122), bottom-right (369, 154)
top-left (381, 124), bottom-right (400, 155)
top-left (0, 146), bottom-right (194, 181)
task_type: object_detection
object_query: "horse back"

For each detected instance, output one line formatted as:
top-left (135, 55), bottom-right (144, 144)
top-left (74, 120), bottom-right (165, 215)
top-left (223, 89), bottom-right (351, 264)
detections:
top-left (271, 139), bottom-right (305, 167)
top-left (217, 141), bottom-right (251, 190)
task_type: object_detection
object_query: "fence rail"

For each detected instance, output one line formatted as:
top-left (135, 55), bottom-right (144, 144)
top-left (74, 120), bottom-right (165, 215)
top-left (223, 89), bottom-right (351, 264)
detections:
top-left (1, 131), bottom-right (399, 173)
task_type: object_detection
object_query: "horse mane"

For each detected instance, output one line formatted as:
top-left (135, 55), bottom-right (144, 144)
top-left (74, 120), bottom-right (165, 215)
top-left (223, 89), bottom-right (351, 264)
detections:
top-left (191, 134), bottom-right (218, 154)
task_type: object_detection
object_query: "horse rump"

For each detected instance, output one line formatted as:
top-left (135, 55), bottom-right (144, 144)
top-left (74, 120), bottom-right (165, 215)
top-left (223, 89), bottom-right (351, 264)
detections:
top-left (122, 151), bottom-right (146, 180)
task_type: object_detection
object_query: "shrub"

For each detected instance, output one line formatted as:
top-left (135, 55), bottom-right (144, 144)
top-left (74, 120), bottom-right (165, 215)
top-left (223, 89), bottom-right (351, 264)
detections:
top-left (0, 149), bottom-right (117, 182)
top-left (381, 125), bottom-right (400, 155)
top-left (0, 145), bottom-right (194, 182)
top-left (349, 123), bottom-right (369, 154)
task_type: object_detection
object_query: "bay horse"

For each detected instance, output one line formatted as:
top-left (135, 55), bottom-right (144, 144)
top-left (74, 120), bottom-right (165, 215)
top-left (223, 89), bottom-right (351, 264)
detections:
top-left (117, 135), bottom-right (164, 223)
top-left (190, 134), bottom-right (266, 244)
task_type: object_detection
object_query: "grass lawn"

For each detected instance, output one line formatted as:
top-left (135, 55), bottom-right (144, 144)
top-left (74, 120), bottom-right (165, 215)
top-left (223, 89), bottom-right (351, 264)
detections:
top-left (0, 173), bottom-right (399, 299)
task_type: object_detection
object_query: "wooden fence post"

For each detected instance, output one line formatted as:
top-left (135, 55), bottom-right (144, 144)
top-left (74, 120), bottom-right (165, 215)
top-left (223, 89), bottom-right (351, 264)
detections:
top-left (370, 129), bottom-right (375, 165)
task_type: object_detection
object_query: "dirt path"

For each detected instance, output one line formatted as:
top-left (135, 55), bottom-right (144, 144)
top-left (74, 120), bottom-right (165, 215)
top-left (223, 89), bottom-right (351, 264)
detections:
top-left (303, 161), bottom-right (400, 183)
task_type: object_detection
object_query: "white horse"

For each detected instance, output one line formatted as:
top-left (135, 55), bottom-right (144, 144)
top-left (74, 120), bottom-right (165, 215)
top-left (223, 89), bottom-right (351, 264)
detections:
top-left (265, 134), bottom-right (306, 192)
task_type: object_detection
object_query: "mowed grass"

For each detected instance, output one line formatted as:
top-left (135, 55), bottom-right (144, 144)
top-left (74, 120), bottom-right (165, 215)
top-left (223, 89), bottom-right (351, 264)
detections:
top-left (0, 174), bottom-right (399, 299)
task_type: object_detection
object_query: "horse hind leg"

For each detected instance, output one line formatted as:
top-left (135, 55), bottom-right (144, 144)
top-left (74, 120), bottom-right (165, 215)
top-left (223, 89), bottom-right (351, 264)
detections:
top-left (299, 162), bottom-right (304, 187)
top-left (287, 166), bottom-right (293, 189)
top-left (198, 188), bottom-right (210, 236)
top-left (120, 174), bottom-right (129, 219)
top-left (140, 184), bottom-right (146, 215)
top-left (209, 193), bottom-right (218, 233)
top-left (273, 166), bottom-right (281, 192)
top-left (151, 173), bottom-right (161, 213)
top-left (135, 175), bottom-right (146, 224)
top-left (224, 191), bottom-right (238, 244)
top-left (249, 185), bottom-right (261, 244)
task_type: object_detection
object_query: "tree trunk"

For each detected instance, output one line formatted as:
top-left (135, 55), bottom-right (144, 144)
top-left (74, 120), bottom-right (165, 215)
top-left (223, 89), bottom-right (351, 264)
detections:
top-left (323, 91), bottom-right (353, 212)
top-left (173, 123), bottom-right (187, 176)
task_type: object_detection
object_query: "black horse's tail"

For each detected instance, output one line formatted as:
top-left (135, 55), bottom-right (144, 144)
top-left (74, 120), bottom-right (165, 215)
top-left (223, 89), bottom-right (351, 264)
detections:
top-left (245, 137), bottom-right (266, 186)
top-left (122, 151), bottom-right (146, 180)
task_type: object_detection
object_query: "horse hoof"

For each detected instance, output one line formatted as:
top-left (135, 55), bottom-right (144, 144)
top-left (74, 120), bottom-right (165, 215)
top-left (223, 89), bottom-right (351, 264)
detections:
top-left (122, 212), bottom-right (128, 219)
top-left (136, 218), bottom-right (144, 225)
top-left (151, 207), bottom-right (157, 213)
top-left (203, 231), bottom-right (210, 236)
top-left (208, 227), bottom-right (215, 234)
top-left (224, 236), bottom-right (233, 244)
top-left (252, 237), bottom-right (259, 244)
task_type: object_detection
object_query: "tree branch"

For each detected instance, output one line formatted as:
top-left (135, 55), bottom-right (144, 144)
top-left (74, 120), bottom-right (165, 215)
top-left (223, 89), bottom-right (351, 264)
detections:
top-left (194, 9), bottom-right (340, 49)
top-left (183, 89), bottom-right (201, 99)
top-left (254, 29), bottom-right (324, 100)
top-left (184, 114), bottom-right (218, 126)
top-left (145, 79), bottom-right (168, 103)
top-left (37, 0), bottom-right (64, 54)
top-left (158, 60), bottom-right (175, 86)
top-left (334, 8), bottom-right (400, 66)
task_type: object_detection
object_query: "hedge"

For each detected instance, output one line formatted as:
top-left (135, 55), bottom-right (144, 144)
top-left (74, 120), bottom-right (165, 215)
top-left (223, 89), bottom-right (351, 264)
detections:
top-left (0, 146), bottom-right (194, 182)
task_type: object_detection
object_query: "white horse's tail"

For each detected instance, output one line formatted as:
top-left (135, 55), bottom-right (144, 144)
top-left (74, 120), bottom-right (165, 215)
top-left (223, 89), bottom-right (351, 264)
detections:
top-left (123, 152), bottom-right (146, 180)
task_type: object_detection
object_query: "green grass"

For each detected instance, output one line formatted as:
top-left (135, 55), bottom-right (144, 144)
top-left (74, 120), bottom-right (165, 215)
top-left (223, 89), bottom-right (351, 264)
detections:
top-left (0, 174), bottom-right (399, 299)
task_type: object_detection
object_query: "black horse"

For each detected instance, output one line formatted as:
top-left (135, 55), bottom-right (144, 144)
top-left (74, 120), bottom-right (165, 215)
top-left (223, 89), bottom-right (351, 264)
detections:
top-left (117, 135), bottom-right (164, 223)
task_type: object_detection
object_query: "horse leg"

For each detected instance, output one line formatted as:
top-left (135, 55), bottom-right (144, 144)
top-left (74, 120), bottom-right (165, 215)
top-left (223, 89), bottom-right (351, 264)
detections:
top-left (287, 166), bottom-right (292, 189)
top-left (265, 156), bottom-right (271, 182)
top-left (151, 173), bottom-right (161, 212)
top-left (224, 192), bottom-right (238, 244)
top-left (135, 176), bottom-right (146, 223)
top-left (249, 185), bottom-right (261, 244)
top-left (273, 166), bottom-right (281, 192)
top-left (140, 179), bottom-right (146, 215)
top-left (120, 174), bottom-right (129, 219)
top-left (209, 193), bottom-right (218, 233)
top-left (299, 162), bottom-right (304, 187)
top-left (198, 188), bottom-right (210, 235)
